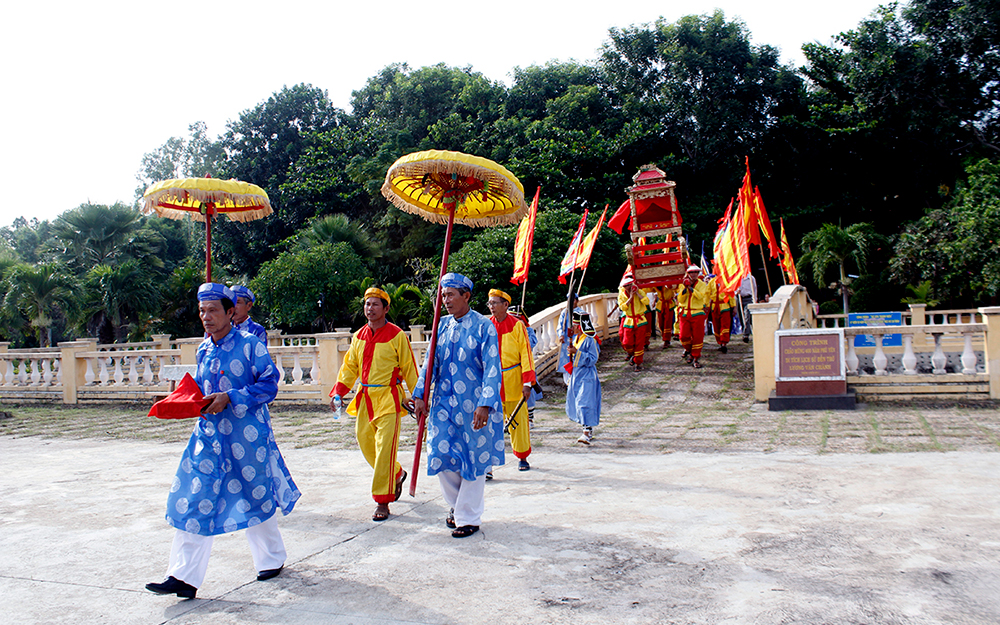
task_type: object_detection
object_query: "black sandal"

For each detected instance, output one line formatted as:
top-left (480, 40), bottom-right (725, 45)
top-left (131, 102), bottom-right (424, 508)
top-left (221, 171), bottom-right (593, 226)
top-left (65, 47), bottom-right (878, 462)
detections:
top-left (394, 470), bottom-right (407, 502)
top-left (451, 525), bottom-right (479, 538)
top-left (446, 508), bottom-right (456, 529)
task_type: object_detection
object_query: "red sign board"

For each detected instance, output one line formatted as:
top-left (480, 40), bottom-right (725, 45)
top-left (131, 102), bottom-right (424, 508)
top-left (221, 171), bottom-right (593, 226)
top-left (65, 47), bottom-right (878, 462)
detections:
top-left (778, 333), bottom-right (842, 378)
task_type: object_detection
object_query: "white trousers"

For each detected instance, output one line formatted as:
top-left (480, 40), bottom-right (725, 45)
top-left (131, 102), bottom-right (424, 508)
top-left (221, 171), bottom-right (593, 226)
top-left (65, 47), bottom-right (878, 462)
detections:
top-left (438, 471), bottom-right (486, 527)
top-left (165, 515), bottom-right (286, 588)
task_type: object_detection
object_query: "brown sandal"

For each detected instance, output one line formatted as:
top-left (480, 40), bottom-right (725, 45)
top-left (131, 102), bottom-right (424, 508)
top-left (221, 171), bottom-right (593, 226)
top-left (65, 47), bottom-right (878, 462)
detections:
top-left (372, 504), bottom-right (390, 522)
top-left (394, 470), bottom-right (407, 502)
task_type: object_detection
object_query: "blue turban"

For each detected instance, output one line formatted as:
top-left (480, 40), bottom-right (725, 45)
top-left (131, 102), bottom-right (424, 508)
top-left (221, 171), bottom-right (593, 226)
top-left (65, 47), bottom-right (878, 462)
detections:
top-left (197, 283), bottom-right (235, 303)
top-left (440, 272), bottom-right (473, 291)
top-left (231, 285), bottom-right (255, 304)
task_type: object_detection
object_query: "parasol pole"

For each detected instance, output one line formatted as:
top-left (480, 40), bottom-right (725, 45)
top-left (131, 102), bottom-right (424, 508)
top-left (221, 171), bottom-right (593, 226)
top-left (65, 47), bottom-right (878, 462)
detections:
top-left (410, 202), bottom-right (457, 497)
top-left (205, 204), bottom-right (214, 283)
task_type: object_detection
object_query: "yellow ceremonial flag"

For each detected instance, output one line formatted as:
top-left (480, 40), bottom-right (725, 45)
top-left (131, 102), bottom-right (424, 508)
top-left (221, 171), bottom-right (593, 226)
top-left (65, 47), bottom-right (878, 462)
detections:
top-left (713, 198), bottom-right (751, 296)
top-left (779, 218), bottom-right (800, 285)
top-left (574, 205), bottom-right (608, 271)
top-left (510, 187), bottom-right (540, 285)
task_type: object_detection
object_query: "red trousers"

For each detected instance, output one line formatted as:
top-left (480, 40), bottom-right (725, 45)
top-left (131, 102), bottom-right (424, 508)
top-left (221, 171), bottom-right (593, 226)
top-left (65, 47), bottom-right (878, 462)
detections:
top-left (621, 323), bottom-right (647, 365)
top-left (659, 307), bottom-right (675, 344)
top-left (711, 308), bottom-right (732, 346)
top-left (679, 314), bottom-right (706, 359)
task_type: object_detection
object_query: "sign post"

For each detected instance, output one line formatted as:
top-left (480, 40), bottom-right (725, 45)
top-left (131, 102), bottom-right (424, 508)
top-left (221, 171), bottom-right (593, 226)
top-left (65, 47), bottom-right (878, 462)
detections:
top-left (770, 328), bottom-right (855, 410)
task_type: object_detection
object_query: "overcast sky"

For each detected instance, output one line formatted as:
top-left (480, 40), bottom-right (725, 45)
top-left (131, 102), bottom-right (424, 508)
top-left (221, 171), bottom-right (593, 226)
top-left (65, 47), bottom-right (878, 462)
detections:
top-left (0, 0), bottom-right (888, 229)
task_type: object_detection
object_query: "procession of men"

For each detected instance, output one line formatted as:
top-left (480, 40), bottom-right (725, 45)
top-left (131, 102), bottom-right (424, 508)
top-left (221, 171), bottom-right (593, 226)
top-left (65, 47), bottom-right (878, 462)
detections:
top-left (145, 244), bottom-right (749, 600)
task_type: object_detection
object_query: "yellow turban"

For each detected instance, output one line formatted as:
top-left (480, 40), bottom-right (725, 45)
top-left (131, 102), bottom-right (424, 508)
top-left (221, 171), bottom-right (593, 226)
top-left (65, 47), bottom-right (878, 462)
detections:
top-left (488, 289), bottom-right (511, 304)
top-left (363, 287), bottom-right (391, 307)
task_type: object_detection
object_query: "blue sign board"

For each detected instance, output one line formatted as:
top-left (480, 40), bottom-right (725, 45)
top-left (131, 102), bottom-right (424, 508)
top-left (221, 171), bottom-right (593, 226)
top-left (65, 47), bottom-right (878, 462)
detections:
top-left (848, 312), bottom-right (903, 347)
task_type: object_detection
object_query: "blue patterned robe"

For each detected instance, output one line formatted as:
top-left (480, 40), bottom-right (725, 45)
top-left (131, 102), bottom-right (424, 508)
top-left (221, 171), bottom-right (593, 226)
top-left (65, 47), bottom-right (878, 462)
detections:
top-left (165, 329), bottom-right (300, 536)
top-left (234, 316), bottom-right (267, 342)
top-left (413, 310), bottom-right (504, 481)
top-left (566, 334), bottom-right (601, 427)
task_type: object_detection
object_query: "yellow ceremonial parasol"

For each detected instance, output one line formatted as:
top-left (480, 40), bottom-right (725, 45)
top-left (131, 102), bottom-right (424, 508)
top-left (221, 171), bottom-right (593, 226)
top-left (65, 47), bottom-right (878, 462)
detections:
top-left (142, 176), bottom-right (272, 282)
top-left (381, 149), bottom-right (528, 496)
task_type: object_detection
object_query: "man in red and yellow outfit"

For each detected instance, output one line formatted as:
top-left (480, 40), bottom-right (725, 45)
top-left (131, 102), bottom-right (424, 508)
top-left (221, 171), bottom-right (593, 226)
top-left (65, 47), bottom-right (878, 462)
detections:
top-left (707, 265), bottom-right (737, 354)
top-left (330, 287), bottom-right (419, 522)
top-left (652, 284), bottom-right (678, 349)
top-left (617, 271), bottom-right (649, 372)
top-left (487, 288), bottom-right (536, 472)
top-left (677, 265), bottom-right (712, 369)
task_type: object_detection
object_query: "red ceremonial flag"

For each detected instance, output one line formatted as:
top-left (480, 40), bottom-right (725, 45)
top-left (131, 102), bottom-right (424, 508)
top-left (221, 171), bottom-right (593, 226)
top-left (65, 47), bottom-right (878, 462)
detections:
top-left (607, 199), bottom-right (632, 234)
top-left (753, 186), bottom-right (781, 259)
top-left (510, 186), bottom-right (540, 285)
top-left (574, 205), bottom-right (608, 271)
top-left (738, 157), bottom-right (761, 246)
top-left (712, 198), bottom-right (751, 296)
top-left (779, 218), bottom-right (800, 285)
top-left (558, 210), bottom-right (589, 284)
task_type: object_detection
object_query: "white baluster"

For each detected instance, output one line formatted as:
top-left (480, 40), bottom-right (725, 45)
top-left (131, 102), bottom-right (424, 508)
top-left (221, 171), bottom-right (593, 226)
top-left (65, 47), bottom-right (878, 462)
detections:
top-left (99, 357), bottom-right (110, 386)
top-left (4, 360), bottom-right (13, 385)
top-left (274, 354), bottom-right (285, 384)
top-left (113, 355), bottom-right (124, 385)
top-left (19, 360), bottom-right (29, 384)
top-left (128, 355), bottom-right (140, 385)
top-left (42, 358), bottom-right (53, 386)
top-left (155, 356), bottom-right (165, 384)
top-left (292, 354), bottom-right (303, 385)
top-left (85, 358), bottom-right (95, 385)
top-left (309, 353), bottom-right (320, 385)
top-left (873, 335), bottom-right (888, 375)
top-left (931, 333), bottom-right (947, 374)
top-left (901, 335), bottom-right (917, 375)
top-left (143, 356), bottom-right (154, 384)
top-left (846, 338), bottom-right (859, 375)
top-left (961, 333), bottom-right (977, 374)
top-left (55, 358), bottom-right (62, 385)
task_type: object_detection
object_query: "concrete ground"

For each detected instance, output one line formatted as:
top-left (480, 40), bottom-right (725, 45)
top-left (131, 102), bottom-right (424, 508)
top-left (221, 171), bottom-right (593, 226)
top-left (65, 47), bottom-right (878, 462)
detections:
top-left (2, 340), bottom-right (999, 624)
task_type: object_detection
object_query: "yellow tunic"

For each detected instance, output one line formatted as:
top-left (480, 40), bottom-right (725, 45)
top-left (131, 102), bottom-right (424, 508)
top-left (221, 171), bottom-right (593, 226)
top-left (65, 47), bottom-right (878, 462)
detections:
top-left (676, 280), bottom-right (711, 318)
top-left (491, 314), bottom-right (536, 459)
top-left (334, 323), bottom-right (418, 419)
top-left (707, 277), bottom-right (737, 312)
top-left (618, 286), bottom-right (649, 328)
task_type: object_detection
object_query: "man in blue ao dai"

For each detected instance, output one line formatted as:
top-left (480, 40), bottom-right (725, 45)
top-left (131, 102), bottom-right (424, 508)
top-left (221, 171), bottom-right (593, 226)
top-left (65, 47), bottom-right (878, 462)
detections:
top-left (413, 273), bottom-right (503, 539)
top-left (146, 283), bottom-right (300, 600)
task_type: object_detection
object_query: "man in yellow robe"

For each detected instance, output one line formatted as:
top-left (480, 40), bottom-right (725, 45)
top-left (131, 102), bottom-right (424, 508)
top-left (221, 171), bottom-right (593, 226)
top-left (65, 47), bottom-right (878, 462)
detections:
top-left (331, 287), bottom-right (418, 522)
top-left (487, 289), bottom-right (536, 472)
top-left (652, 284), bottom-right (678, 349)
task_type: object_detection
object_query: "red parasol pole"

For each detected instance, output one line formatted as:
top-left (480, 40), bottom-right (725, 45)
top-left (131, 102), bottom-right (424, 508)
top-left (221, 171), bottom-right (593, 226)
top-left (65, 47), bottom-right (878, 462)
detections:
top-left (410, 202), bottom-right (457, 497)
top-left (204, 203), bottom-right (214, 283)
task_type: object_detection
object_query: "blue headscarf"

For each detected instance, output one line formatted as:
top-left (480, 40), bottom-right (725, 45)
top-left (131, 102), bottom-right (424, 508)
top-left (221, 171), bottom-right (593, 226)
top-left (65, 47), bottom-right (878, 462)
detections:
top-left (440, 272), bottom-right (473, 291)
top-left (197, 283), bottom-right (236, 303)
top-left (231, 285), bottom-right (255, 304)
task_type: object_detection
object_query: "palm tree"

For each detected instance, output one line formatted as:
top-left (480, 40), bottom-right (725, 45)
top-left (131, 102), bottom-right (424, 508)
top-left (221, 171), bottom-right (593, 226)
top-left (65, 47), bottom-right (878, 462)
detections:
top-left (80, 260), bottom-right (163, 343)
top-left (47, 203), bottom-right (165, 272)
top-left (798, 222), bottom-right (877, 315)
top-left (3, 263), bottom-right (77, 346)
top-left (303, 214), bottom-right (381, 260)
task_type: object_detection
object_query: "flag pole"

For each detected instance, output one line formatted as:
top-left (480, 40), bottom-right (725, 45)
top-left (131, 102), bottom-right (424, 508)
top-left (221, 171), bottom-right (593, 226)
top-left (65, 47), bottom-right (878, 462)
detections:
top-left (758, 243), bottom-right (773, 296)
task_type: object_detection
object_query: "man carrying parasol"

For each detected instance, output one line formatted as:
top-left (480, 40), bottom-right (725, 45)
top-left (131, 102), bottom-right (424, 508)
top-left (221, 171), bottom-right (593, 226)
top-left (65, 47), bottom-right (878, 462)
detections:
top-left (146, 283), bottom-right (300, 600)
top-left (412, 273), bottom-right (504, 538)
top-left (330, 287), bottom-right (419, 522)
top-left (486, 288), bottom-right (536, 473)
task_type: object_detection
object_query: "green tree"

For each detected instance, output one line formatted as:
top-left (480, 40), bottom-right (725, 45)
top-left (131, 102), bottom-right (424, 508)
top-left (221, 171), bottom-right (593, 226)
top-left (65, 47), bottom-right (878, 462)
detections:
top-left (3, 263), bottom-right (77, 346)
top-left (890, 158), bottom-right (1000, 305)
top-left (134, 121), bottom-right (225, 201)
top-left (250, 242), bottom-right (367, 331)
top-left (47, 203), bottom-right (166, 274)
top-left (215, 84), bottom-right (345, 275)
top-left (155, 259), bottom-right (208, 339)
top-left (798, 222), bottom-right (878, 314)
top-left (79, 260), bottom-right (164, 343)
